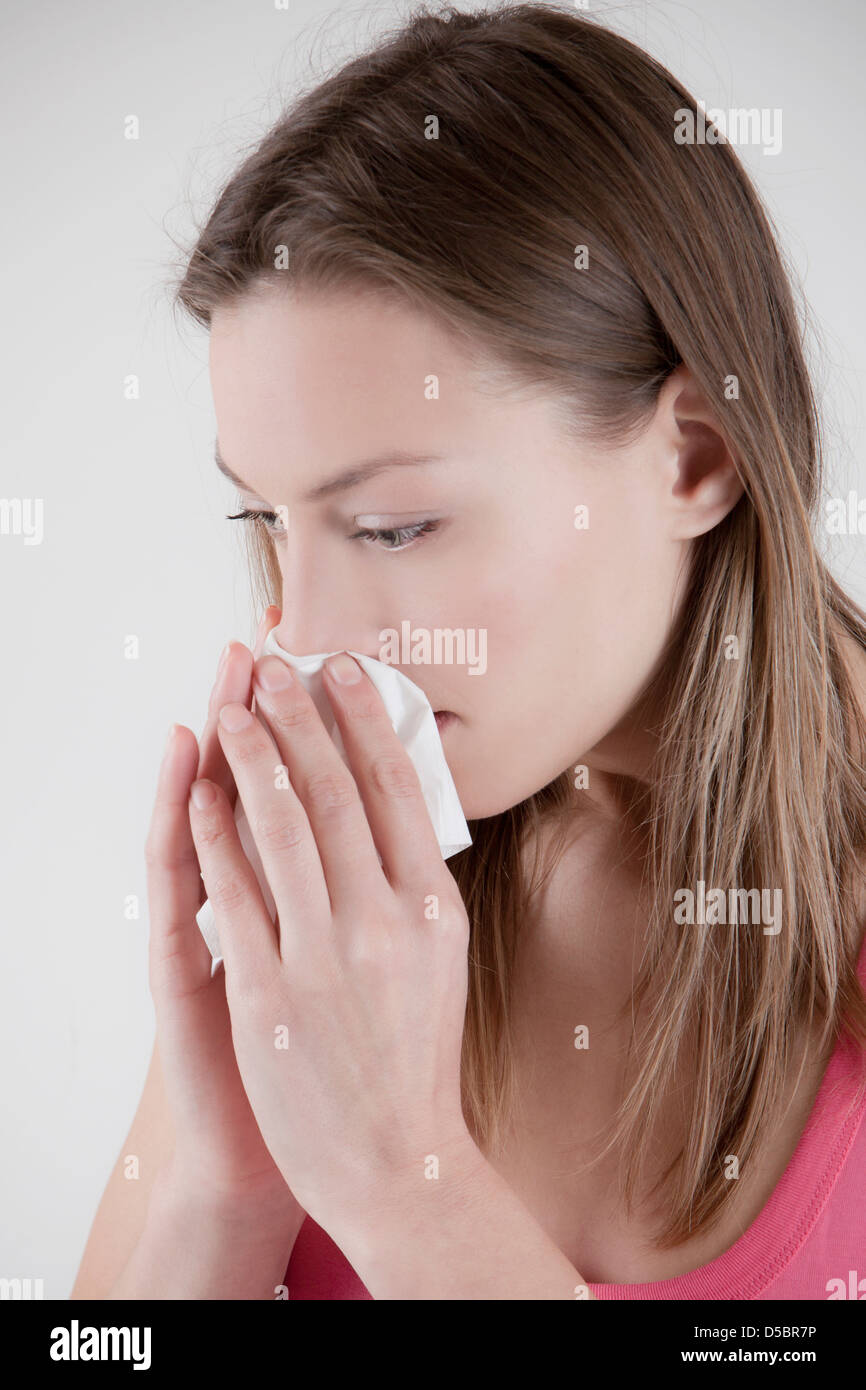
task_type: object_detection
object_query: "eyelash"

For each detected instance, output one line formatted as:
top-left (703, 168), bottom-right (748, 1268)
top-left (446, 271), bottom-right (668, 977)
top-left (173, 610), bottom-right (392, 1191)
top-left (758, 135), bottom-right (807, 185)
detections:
top-left (225, 510), bottom-right (441, 552)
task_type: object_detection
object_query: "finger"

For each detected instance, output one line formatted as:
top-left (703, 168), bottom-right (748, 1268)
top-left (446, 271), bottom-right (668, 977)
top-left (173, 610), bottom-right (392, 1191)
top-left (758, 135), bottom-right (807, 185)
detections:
top-left (197, 643), bottom-right (253, 807)
top-left (145, 723), bottom-right (213, 996)
top-left (215, 699), bottom-right (335, 934)
top-left (321, 653), bottom-right (444, 893)
top-left (249, 657), bottom-right (386, 915)
top-left (249, 603), bottom-right (283, 722)
top-left (187, 775), bottom-right (281, 990)
top-left (197, 607), bottom-right (281, 807)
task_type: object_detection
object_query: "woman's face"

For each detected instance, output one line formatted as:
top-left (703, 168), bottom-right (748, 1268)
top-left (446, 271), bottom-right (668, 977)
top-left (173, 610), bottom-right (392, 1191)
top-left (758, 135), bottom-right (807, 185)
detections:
top-left (209, 285), bottom-right (701, 820)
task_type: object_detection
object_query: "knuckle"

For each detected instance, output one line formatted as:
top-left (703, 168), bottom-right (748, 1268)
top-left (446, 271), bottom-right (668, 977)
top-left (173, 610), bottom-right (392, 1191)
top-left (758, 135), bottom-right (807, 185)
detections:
top-left (226, 735), bottom-right (262, 766)
top-left (344, 929), bottom-right (396, 971)
top-left (435, 884), bottom-right (468, 922)
top-left (347, 697), bottom-right (383, 724)
top-left (368, 754), bottom-right (419, 799)
top-left (252, 810), bottom-right (309, 853)
top-left (304, 769), bottom-right (359, 814)
top-left (195, 817), bottom-right (229, 849)
top-left (288, 954), bottom-right (335, 1006)
top-left (208, 869), bottom-right (249, 911)
top-left (442, 904), bottom-right (470, 937)
top-left (268, 697), bottom-right (318, 733)
top-left (150, 941), bottom-right (209, 1001)
top-left (226, 966), bottom-right (269, 1014)
top-left (144, 835), bottom-right (198, 872)
top-left (415, 885), bottom-right (468, 933)
top-left (436, 901), bottom-right (471, 942)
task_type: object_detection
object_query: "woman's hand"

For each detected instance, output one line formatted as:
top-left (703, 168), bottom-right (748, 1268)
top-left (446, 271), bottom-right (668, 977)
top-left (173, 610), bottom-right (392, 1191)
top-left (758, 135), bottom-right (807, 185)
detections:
top-left (145, 606), bottom-right (304, 1222)
top-left (186, 649), bottom-right (475, 1235)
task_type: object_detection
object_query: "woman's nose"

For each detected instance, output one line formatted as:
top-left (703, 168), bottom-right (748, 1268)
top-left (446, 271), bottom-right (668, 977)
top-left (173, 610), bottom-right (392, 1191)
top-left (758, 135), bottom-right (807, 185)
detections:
top-left (274, 599), bottom-right (371, 658)
top-left (271, 536), bottom-right (386, 657)
top-left (272, 547), bottom-right (359, 655)
top-left (274, 625), bottom-right (336, 656)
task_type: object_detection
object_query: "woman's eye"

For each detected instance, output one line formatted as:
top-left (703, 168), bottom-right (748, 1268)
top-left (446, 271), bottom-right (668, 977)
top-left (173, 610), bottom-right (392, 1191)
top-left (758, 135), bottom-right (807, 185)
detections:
top-left (225, 508), bottom-right (287, 539)
top-left (226, 510), bottom-right (440, 552)
top-left (348, 519), bottom-right (440, 551)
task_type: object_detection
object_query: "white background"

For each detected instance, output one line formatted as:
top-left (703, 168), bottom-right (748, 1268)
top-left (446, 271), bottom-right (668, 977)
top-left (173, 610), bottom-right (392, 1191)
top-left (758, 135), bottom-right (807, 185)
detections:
top-left (1, 0), bottom-right (864, 1296)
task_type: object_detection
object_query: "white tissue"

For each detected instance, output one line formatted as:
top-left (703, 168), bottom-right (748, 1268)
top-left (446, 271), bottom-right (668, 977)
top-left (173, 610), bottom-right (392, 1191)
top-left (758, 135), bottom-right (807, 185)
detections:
top-left (195, 628), bottom-right (472, 971)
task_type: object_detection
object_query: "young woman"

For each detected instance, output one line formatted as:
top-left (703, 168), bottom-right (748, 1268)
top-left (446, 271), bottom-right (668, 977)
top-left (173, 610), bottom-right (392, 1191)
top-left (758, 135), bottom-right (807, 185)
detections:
top-left (72, 3), bottom-right (866, 1299)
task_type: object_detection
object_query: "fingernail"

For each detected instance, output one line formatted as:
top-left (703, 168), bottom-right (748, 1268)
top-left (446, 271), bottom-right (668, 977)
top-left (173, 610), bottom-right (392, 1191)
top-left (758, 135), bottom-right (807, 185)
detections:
top-left (326, 652), bottom-right (362, 684)
top-left (190, 779), bottom-right (216, 809)
top-left (219, 702), bottom-right (253, 731)
top-left (254, 656), bottom-right (294, 691)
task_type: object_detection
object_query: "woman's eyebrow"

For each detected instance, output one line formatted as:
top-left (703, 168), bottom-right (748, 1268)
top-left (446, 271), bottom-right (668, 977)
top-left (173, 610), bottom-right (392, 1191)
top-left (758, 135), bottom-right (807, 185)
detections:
top-left (213, 439), bottom-right (446, 502)
top-left (213, 443), bottom-right (267, 499)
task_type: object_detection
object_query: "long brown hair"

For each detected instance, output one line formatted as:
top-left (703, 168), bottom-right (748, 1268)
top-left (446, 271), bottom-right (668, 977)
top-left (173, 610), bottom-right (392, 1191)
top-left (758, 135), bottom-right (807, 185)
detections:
top-left (170, 2), bottom-right (866, 1247)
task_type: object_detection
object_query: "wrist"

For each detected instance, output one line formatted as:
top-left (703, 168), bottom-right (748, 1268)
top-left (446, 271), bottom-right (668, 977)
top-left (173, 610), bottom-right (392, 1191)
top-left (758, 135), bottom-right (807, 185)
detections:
top-left (109, 1167), bottom-right (305, 1301)
top-left (154, 1156), bottom-right (306, 1243)
top-left (332, 1125), bottom-right (488, 1246)
top-left (325, 1137), bottom-right (585, 1300)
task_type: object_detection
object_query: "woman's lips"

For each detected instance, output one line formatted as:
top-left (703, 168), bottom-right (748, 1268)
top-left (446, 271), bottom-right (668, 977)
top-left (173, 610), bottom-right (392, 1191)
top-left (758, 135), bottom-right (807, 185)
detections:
top-left (434, 710), bottom-right (457, 731)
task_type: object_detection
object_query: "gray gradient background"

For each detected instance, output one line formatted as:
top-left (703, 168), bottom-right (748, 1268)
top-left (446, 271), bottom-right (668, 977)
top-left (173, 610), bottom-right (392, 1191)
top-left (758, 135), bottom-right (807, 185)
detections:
top-left (1, 0), bottom-right (864, 1296)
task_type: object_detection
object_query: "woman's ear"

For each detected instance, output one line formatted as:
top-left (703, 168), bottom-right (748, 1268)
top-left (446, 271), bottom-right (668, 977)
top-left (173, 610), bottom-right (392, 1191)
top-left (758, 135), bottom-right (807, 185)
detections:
top-left (656, 364), bottom-right (745, 540)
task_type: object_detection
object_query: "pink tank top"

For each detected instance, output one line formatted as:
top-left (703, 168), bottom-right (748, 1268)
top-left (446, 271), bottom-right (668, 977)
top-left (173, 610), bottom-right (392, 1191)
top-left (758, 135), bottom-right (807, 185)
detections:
top-left (283, 935), bottom-right (866, 1300)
